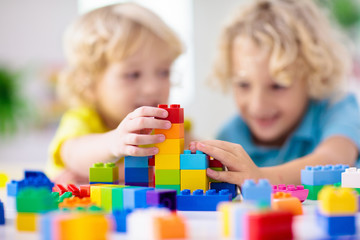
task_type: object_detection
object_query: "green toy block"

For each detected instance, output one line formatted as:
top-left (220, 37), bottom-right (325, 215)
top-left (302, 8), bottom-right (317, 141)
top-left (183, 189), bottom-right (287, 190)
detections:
top-left (89, 162), bottom-right (119, 183)
top-left (59, 192), bottom-right (73, 203)
top-left (16, 187), bottom-right (58, 213)
top-left (100, 185), bottom-right (127, 212)
top-left (155, 169), bottom-right (180, 185)
top-left (303, 184), bottom-right (325, 200)
top-left (155, 184), bottom-right (181, 194)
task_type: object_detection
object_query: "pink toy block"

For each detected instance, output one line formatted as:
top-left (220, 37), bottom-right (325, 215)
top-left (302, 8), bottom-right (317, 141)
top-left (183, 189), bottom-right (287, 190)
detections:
top-left (272, 184), bottom-right (309, 202)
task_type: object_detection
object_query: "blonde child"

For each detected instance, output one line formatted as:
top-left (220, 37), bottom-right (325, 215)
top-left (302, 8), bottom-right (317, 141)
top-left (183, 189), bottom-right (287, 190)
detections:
top-left (190, 0), bottom-right (360, 185)
top-left (47, 3), bottom-right (183, 184)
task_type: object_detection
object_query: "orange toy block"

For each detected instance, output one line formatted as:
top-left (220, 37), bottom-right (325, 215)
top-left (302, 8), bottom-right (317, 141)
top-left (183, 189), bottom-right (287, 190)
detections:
top-left (154, 123), bottom-right (184, 139)
top-left (59, 197), bottom-right (93, 209)
top-left (180, 170), bottom-right (208, 193)
top-left (272, 192), bottom-right (303, 215)
top-left (154, 213), bottom-right (187, 239)
top-left (155, 138), bottom-right (184, 155)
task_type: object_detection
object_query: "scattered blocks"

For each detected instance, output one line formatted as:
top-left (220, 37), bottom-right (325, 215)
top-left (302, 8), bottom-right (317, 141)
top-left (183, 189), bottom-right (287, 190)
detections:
top-left (123, 187), bottom-right (153, 209)
top-left (272, 184), bottom-right (309, 202)
top-left (16, 212), bottom-right (37, 231)
top-left (318, 186), bottom-right (358, 215)
top-left (16, 187), bottom-right (58, 213)
top-left (146, 189), bottom-right (177, 211)
top-left (113, 209), bottom-right (132, 232)
top-left (177, 189), bottom-right (232, 211)
top-left (316, 210), bottom-right (356, 237)
top-left (154, 213), bottom-right (187, 239)
top-left (301, 165), bottom-right (348, 186)
top-left (272, 192), bottom-right (303, 215)
top-left (341, 167), bottom-right (360, 188)
top-left (242, 179), bottom-right (272, 207)
top-left (180, 150), bottom-right (209, 170)
top-left (210, 182), bottom-right (238, 199)
top-left (89, 162), bottom-right (119, 184)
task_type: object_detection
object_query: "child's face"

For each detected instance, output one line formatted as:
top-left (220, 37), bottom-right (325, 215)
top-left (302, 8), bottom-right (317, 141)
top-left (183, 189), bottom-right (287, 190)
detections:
top-left (93, 40), bottom-right (172, 129)
top-left (231, 36), bottom-right (309, 146)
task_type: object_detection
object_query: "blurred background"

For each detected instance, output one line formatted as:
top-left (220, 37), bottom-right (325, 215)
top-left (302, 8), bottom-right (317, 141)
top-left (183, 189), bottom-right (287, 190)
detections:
top-left (0, 0), bottom-right (360, 179)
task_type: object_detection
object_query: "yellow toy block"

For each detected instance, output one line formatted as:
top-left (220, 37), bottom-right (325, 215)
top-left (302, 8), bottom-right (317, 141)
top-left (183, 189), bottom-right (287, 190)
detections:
top-left (90, 185), bottom-right (102, 206)
top-left (155, 138), bottom-right (184, 155)
top-left (0, 173), bottom-right (8, 188)
top-left (218, 202), bottom-right (232, 237)
top-left (180, 170), bottom-right (208, 193)
top-left (318, 186), bottom-right (358, 215)
top-left (272, 192), bottom-right (303, 215)
top-left (154, 123), bottom-right (184, 139)
top-left (16, 213), bottom-right (37, 231)
top-left (155, 154), bottom-right (180, 169)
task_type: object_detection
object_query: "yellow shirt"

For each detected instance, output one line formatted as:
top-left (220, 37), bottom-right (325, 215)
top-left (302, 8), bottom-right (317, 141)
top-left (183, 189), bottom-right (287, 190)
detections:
top-left (46, 107), bottom-right (108, 179)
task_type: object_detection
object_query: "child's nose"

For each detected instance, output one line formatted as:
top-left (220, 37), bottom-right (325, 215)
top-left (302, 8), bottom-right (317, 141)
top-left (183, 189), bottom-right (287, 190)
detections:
top-left (248, 91), bottom-right (269, 113)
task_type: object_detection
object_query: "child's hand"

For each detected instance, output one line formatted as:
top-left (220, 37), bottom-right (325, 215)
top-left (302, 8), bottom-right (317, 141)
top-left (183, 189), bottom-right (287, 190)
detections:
top-left (109, 106), bottom-right (171, 158)
top-left (189, 140), bottom-right (266, 186)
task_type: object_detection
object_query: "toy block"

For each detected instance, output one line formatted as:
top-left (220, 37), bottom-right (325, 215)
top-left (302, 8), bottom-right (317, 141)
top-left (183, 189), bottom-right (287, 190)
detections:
top-left (155, 169), bottom-right (180, 185)
top-left (154, 123), bottom-right (184, 139)
top-left (154, 213), bottom-right (187, 239)
top-left (155, 138), bottom-right (184, 155)
top-left (146, 189), bottom-right (177, 211)
top-left (180, 150), bottom-right (209, 170)
top-left (341, 167), bottom-right (360, 188)
top-left (7, 180), bottom-right (18, 196)
top-left (0, 173), bottom-right (8, 188)
top-left (66, 184), bottom-right (80, 197)
top-left (125, 182), bottom-right (149, 187)
top-left (123, 187), bottom-right (154, 209)
top-left (16, 213), bottom-right (38, 231)
top-left (316, 209), bottom-right (356, 236)
top-left (208, 158), bottom-right (223, 168)
top-left (101, 187), bottom-right (113, 212)
top-left (80, 185), bottom-right (90, 198)
top-left (124, 156), bottom-right (149, 168)
top-left (125, 167), bottom-right (149, 184)
top-left (303, 184), bottom-right (324, 200)
top-left (90, 185), bottom-right (102, 206)
top-left (89, 162), bottom-right (119, 183)
top-left (148, 155), bottom-right (155, 166)
top-left (177, 189), bottom-right (232, 211)
top-left (53, 184), bottom-right (67, 195)
top-left (16, 187), bottom-right (57, 213)
top-left (0, 200), bottom-right (4, 225)
top-left (301, 164), bottom-right (348, 186)
top-left (155, 154), bottom-right (180, 169)
top-left (245, 210), bottom-right (293, 240)
top-left (155, 185), bottom-right (181, 194)
top-left (113, 209), bottom-right (133, 232)
top-left (209, 167), bottom-right (223, 182)
top-left (58, 197), bottom-right (93, 209)
top-left (318, 186), bottom-right (358, 215)
top-left (272, 192), bottom-right (303, 215)
top-left (272, 184), bottom-right (309, 202)
top-left (127, 208), bottom-right (171, 239)
top-left (241, 179), bottom-right (272, 207)
top-left (180, 169), bottom-right (208, 193)
top-left (59, 192), bottom-right (73, 203)
top-left (157, 104), bottom-right (184, 123)
top-left (210, 182), bottom-right (238, 198)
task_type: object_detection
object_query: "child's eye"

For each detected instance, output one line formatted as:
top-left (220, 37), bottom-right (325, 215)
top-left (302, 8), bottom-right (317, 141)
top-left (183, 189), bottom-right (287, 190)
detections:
top-left (236, 82), bottom-right (250, 89)
top-left (125, 71), bottom-right (141, 80)
top-left (271, 84), bottom-right (286, 90)
top-left (158, 69), bottom-right (170, 78)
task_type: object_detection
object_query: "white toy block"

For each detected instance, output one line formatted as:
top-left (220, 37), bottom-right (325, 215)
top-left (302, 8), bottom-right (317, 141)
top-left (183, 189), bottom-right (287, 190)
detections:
top-left (341, 167), bottom-right (360, 188)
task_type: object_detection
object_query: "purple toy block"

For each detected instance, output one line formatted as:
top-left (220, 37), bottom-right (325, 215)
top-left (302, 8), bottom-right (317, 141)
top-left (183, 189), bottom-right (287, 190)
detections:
top-left (272, 184), bottom-right (309, 202)
top-left (146, 189), bottom-right (177, 211)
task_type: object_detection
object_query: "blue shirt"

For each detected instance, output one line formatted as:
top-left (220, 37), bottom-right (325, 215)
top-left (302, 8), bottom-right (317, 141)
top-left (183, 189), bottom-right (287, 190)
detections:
top-left (216, 94), bottom-right (360, 167)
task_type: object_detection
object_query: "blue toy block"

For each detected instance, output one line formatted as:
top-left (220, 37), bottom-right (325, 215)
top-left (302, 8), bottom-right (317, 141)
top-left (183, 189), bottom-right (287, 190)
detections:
top-left (89, 181), bottom-right (119, 185)
top-left (124, 182), bottom-right (149, 187)
top-left (301, 164), bottom-right (348, 186)
top-left (113, 209), bottom-right (132, 232)
top-left (146, 189), bottom-right (177, 211)
top-left (210, 182), bottom-right (238, 199)
top-left (316, 209), bottom-right (356, 236)
top-left (0, 200), bottom-right (4, 225)
top-left (241, 179), bottom-right (272, 207)
top-left (177, 189), bottom-right (232, 211)
top-left (7, 180), bottom-right (18, 196)
top-left (124, 156), bottom-right (149, 168)
top-left (180, 150), bottom-right (209, 170)
top-left (124, 167), bottom-right (149, 183)
top-left (123, 187), bottom-right (154, 209)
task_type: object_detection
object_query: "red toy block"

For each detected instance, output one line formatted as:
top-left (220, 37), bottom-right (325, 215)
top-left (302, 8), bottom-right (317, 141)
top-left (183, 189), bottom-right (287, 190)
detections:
top-left (148, 155), bottom-right (155, 167)
top-left (80, 185), bottom-right (90, 198)
top-left (157, 104), bottom-right (184, 123)
top-left (209, 158), bottom-right (223, 168)
top-left (246, 210), bottom-right (293, 240)
top-left (53, 184), bottom-right (67, 195)
top-left (67, 184), bottom-right (80, 198)
top-left (272, 184), bottom-right (309, 202)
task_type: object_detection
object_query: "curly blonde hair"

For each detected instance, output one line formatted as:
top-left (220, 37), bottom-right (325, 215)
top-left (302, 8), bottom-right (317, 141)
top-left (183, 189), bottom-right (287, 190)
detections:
top-left (212, 0), bottom-right (351, 99)
top-left (59, 3), bottom-right (183, 107)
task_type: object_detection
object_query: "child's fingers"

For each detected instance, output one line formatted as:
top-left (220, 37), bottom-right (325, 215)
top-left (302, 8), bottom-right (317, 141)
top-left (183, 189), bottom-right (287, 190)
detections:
top-left (128, 106), bottom-right (168, 119)
top-left (199, 140), bottom-right (241, 157)
top-left (195, 142), bottom-right (239, 169)
top-left (206, 168), bottom-right (242, 186)
top-left (126, 117), bottom-right (171, 132)
top-left (124, 145), bottom-right (159, 156)
top-left (125, 133), bottom-right (165, 145)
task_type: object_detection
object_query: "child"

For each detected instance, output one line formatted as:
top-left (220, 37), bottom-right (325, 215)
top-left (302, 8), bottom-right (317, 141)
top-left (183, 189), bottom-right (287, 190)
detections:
top-left (47, 3), bottom-right (183, 184)
top-left (190, 0), bottom-right (360, 185)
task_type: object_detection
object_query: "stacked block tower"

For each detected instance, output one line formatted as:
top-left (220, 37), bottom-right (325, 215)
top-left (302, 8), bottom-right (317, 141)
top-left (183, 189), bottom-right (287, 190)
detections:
top-left (154, 104), bottom-right (184, 193)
